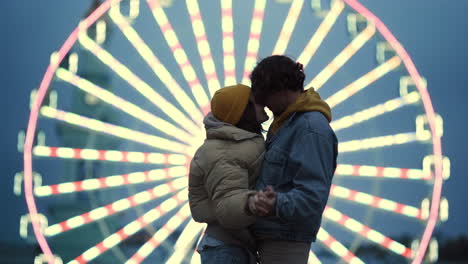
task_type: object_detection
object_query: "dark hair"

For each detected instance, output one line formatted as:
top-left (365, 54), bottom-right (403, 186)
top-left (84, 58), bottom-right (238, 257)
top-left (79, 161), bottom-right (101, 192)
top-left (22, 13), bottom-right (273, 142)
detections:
top-left (236, 100), bottom-right (263, 135)
top-left (250, 55), bottom-right (305, 104)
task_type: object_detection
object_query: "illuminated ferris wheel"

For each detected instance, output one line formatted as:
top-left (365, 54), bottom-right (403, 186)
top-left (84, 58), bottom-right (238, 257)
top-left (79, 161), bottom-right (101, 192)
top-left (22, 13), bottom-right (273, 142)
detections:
top-left (18, 0), bottom-right (450, 263)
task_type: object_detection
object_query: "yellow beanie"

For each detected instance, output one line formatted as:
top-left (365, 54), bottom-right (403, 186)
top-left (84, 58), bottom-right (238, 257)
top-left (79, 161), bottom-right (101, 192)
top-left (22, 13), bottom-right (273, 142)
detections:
top-left (211, 84), bottom-right (251, 125)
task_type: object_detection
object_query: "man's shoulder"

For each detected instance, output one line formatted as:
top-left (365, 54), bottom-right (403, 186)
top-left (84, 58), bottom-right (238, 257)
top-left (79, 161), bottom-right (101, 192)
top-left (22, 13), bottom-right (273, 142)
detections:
top-left (293, 111), bottom-right (335, 139)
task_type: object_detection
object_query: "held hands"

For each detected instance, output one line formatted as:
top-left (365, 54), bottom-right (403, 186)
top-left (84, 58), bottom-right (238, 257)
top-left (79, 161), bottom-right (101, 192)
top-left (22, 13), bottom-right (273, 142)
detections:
top-left (248, 186), bottom-right (277, 217)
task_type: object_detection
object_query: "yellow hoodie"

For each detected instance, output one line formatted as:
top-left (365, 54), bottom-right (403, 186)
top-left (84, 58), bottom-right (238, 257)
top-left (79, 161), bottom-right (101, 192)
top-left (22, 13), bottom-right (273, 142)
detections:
top-left (269, 88), bottom-right (332, 135)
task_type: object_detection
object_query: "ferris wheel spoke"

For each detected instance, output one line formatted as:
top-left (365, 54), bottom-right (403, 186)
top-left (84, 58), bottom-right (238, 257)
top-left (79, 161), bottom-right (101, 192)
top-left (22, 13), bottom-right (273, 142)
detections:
top-left (307, 250), bottom-right (322, 264)
top-left (34, 167), bottom-right (186, 197)
top-left (220, 0), bottom-right (237, 86)
top-left (166, 219), bottom-right (205, 264)
top-left (56, 68), bottom-right (195, 144)
top-left (126, 204), bottom-right (192, 264)
top-left (307, 24), bottom-right (376, 91)
top-left (77, 32), bottom-right (201, 133)
top-left (69, 191), bottom-right (188, 264)
top-left (324, 206), bottom-right (413, 259)
top-left (241, 0), bottom-right (267, 85)
top-left (40, 106), bottom-right (190, 154)
top-left (317, 227), bottom-right (365, 264)
top-left (45, 179), bottom-right (187, 238)
top-left (272, 0), bottom-right (304, 55)
top-left (297, 0), bottom-right (345, 68)
top-left (326, 56), bottom-right (402, 108)
top-left (338, 132), bottom-right (418, 153)
top-left (335, 163), bottom-right (431, 180)
top-left (146, 0), bottom-right (211, 114)
top-left (330, 184), bottom-right (424, 219)
top-left (32, 146), bottom-right (189, 166)
top-left (108, 7), bottom-right (205, 123)
top-left (331, 91), bottom-right (421, 131)
top-left (185, 0), bottom-right (222, 97)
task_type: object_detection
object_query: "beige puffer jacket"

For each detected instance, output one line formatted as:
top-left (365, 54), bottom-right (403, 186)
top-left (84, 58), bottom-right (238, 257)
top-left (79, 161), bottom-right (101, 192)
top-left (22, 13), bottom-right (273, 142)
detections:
top-left (189, 113), bottom-right (265, 247)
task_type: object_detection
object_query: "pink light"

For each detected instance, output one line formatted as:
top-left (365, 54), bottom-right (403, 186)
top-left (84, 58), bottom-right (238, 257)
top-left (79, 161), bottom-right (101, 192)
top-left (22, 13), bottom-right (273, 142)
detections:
top-left (342, 1), bottom-right (443, 262)
top-left (23, 1), bottom-right (116, 264)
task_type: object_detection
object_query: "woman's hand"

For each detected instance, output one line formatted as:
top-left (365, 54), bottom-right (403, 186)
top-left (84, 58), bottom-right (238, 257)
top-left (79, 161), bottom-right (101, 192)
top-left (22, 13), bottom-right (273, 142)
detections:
top-left (248, 186), bottom-right (277, 216)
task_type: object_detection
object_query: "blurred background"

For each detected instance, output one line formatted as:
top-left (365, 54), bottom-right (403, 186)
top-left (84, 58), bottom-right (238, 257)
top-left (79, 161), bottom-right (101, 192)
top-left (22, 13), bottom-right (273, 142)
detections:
top-left (1, 0), bottom-right (467, 263)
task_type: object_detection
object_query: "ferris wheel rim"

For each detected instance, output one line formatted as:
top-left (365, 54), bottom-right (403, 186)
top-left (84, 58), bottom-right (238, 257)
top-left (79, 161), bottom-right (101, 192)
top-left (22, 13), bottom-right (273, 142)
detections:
top-left (23, 0), bottom-right (443, 263)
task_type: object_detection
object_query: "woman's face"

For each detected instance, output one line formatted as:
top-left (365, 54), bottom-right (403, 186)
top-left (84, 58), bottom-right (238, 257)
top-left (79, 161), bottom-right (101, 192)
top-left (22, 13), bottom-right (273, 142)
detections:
top-left (251, 94), bottom-right (269, 124)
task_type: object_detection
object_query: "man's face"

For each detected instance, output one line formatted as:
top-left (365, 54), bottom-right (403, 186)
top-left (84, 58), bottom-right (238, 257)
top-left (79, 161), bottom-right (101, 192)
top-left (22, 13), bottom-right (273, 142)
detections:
top-left (263, 90), bottom-right (289, 117)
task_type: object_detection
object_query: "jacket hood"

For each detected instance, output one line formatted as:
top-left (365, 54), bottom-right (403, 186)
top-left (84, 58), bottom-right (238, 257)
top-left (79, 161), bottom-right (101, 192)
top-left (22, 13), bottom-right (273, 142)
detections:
top-left (203, 112), bottom-right (261, 141)
top-left (269, 88), bottom-right (332, 135)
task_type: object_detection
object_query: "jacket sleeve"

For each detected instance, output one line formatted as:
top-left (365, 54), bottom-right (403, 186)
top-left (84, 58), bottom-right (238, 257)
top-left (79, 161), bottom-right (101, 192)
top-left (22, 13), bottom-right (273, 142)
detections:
top-left (205, 159), bottom-right (256, 229)
top-left (188, 158), bottom-right (217, 223)
top-left (275, 131), bottom-right (336, 223)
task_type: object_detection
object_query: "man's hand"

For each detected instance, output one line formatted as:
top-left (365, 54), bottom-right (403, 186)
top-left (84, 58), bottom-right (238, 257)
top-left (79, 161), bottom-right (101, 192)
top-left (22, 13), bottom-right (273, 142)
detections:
top-left (248, 186), bottom-right (277, 216)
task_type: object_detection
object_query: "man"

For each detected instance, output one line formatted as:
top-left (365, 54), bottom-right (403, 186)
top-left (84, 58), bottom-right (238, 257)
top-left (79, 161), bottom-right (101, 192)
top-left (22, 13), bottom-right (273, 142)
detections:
top-left (247, 55), bottom-right (338, 263)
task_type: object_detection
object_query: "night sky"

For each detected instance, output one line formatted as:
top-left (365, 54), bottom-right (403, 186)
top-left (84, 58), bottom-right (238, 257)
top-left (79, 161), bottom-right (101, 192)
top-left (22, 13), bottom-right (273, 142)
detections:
top-left (1, 0), bottom-right (467, 252)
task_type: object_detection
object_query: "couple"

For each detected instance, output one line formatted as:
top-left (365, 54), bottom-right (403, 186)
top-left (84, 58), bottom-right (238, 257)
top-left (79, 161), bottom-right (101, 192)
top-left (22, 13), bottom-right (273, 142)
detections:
top-left (188, 55), bottom-right (338, 264)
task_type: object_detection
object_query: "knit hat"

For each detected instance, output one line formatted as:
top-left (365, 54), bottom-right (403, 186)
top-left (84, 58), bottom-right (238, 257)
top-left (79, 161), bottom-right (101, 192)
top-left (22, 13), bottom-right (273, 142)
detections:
top-left (211, 84), bottom-right (251, 125)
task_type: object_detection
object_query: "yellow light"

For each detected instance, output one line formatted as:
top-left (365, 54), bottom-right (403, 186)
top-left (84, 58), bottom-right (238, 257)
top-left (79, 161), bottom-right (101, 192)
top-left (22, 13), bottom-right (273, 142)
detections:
top-left (82, 179), bottom-right (100, 190)
top-left (161, 198), bottom-right (178, 212)
top-left (421, 198), bottom-right (430, 220)
top-left (34, 186), bottom-right (52, 197)
top-left (378, 199), bottom-right (397, 211)
top-left (96, 20), bottom-right (107, 44)
top-left (123, 221), bottom-right (142, 236)
top-left (69, 52), bottom-right (79, 74)
top-left (367, 229), bottom-right (385, 243)
top-left (134, 191), bottom-right (151, 203)
top-left (106, 175), bottom-right (125, 187)
top-left (45, 224), bottom-right (61, 237)
top-left (33, 146), bottom-right (51, 157)
top-left (127, 152), bottom-right (145, 163)
top-left (103, 234), bottom-right (121, 249)
top-left (172, 177), bottom-right (188, 189)
top-left (66, 216), bottom-right (85, 229)
top-left (142, 209), bottom-right (161, 223)
top-left (81, 149), bottom-right (99, 160)
top-left (128, 172), bottom-right (145, 184)
top-left (112, 199), bottom-right (131, 211)
top-left (89, 207), bottom-right (108, 220)
top-left (57, 183), bottom-right (75, 193)
top-left (82, 247), bottom-right (100, 262)
top-left (440, 197), bottom-right (449, 222)
top-left (345, 218), bottom-right (363, 233)
top-left (56, 147), bottom-right (74, 159)
top-left (359, 165), bottom-right (377, 176)
top-left (169, 166), bottom-right (188, 177)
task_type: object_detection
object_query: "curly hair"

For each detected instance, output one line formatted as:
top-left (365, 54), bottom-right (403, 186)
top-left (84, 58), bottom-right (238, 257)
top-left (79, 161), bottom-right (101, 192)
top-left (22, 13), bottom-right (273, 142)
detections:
top-left (249, 55), bottom-right (305, 104)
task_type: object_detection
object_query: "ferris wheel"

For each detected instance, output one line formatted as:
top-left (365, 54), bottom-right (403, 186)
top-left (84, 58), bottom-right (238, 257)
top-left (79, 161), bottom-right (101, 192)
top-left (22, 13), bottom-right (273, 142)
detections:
top-left (18, 0), bottom-right (450, 263)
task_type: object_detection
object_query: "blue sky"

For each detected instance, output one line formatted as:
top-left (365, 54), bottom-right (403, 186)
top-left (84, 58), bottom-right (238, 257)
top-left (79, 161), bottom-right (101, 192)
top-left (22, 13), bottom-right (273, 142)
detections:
top-left (1, 0), bottom-right (467, 250)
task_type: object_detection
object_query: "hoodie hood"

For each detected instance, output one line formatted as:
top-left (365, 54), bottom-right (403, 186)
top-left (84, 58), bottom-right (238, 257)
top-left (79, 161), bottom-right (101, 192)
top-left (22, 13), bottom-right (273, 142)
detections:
top-left (203, 112), bottom-right (261, 141)
top-left (269, 88), bottom-right (332, 135)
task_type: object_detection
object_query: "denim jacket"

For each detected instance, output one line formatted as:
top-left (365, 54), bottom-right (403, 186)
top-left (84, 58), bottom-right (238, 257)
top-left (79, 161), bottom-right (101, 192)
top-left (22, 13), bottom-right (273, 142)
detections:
top-left (253, 111), bottom-right (338, 243)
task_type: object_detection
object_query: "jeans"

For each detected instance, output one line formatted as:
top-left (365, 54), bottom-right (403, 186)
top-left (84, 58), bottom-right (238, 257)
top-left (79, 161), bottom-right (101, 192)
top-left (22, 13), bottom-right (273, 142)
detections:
top-left (200, 245), bottom-right (251, 264)
top-left (258, 239), bottom-right (310, 264)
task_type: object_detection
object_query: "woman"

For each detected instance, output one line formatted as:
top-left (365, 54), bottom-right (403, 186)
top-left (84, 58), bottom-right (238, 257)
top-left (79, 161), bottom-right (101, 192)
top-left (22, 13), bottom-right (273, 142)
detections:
top-left (188, 84), bottom-right (268, 264)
